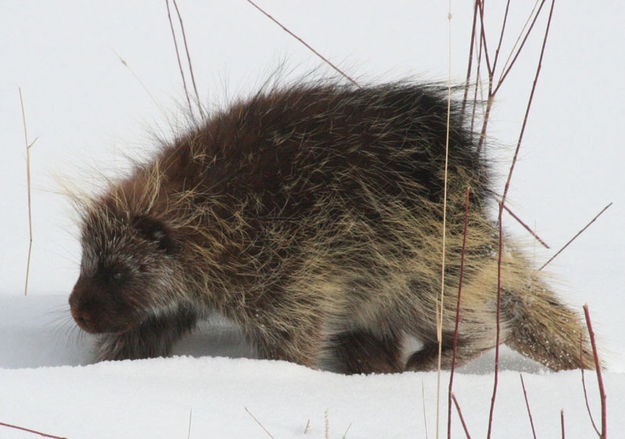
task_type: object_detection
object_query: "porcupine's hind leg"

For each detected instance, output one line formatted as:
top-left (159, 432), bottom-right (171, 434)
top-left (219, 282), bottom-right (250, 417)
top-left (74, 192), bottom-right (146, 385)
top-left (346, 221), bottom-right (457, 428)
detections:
top-left (404, 333), bottom-right (494, 371)
top-left (401, 282), bottom-right (499, 371)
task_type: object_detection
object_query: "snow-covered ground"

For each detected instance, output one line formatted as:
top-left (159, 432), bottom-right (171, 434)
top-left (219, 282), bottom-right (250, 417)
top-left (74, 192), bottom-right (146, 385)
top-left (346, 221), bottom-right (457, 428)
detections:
top-left (1, 1), bottom-right (624, 438)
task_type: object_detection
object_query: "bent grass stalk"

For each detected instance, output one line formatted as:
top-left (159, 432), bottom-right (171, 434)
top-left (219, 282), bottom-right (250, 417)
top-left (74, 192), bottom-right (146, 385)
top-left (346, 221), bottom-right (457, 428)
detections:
top-left (19, 87), bottom-right (38, 297)
top-left (165, 0), bottom-right (193, 116)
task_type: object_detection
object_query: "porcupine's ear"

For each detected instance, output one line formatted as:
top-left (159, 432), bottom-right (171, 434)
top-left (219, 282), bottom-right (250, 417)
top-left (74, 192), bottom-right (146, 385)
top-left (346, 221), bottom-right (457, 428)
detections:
top-left (132, 214), bottom-right (177, 254)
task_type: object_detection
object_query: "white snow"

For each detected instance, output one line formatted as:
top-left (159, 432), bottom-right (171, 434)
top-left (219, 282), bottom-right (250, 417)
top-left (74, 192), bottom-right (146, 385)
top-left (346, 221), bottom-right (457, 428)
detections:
top-left (1, 1), bottom-right (624, 438)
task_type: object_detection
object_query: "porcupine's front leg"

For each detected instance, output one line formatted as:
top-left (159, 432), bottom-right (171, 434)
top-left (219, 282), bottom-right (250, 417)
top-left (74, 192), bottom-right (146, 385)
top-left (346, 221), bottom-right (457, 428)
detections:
top-left (326, 330), bottom-right (404, 374)
top-left (95, 308), bottom-right (198, 361)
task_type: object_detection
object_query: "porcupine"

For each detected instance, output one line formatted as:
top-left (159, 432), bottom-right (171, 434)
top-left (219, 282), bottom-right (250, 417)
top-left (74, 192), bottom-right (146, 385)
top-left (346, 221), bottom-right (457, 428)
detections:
top-left (68, 80), bottom-right (597, 373)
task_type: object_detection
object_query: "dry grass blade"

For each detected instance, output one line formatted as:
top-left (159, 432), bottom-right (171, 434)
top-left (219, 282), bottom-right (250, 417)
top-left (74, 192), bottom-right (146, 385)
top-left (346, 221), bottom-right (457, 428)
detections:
top-left (112, 50), bottom-right (169, 120)
top-left (519, 374), bottom-right (537, 439)
top-left (245, 0), bottom-right (360, 88)
top-left (450, 394), bottom-right (472, 439)
top-left (19, 87), bottom-right (37, 297)
top-left (342, 422), bottom-right (352, 439)
top-left (539, 202), bottom-right (612, 271)
top-left (165, 0), bottom-right (194, 116)
top-left (436, 6), bottom-right (454, 438)
top-left (324, 409), bottom-right (329, 439)
top-left (171, 0), bottom-right (205, 120)
top-left (501, 203), bottom-right (549, 248)
top-left (244, 407), bottom-right (276, 439)
top-left (187, 408), bottom-right (193, 439)
top-left (448, 188), bottom-right (471, 439)
top-left (0, 421), bottom-right (67, 439)
top-left (583, 305), bottom-right (607, 438)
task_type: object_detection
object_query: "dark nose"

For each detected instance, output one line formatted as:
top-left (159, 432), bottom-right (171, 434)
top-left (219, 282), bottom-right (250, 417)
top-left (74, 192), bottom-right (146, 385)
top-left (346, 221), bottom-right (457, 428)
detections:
top-left (72, 307), bottom-right (89, 327)
top-left (70, 305), bottom-right (95, 332)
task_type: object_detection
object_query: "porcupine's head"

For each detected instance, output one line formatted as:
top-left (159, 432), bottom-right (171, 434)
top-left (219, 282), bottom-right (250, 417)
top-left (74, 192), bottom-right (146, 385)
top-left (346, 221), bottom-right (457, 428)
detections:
top-left (69, 204), bottom-right (182, 334)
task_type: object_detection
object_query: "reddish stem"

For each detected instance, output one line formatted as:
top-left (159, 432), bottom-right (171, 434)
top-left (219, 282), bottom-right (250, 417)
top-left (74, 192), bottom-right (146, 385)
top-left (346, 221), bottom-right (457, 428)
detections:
top-left (583, 305), bottom-right (606, 439)
top-left (491, 0), bottom-right (512, 75)
top-left (501, 203), bottom-right (550, 249)
top-left (461, 1), bottom-right (480, 119)
top-left (580, 334), bottom-right (601, 435)
top-left (245, 0), bottom-right (360, 88)
top-left (539, 202), bottom-right (612, 271)
top-left (486, 202), bottom-right (504, 439)
top-left (561, 410), bottom-right (566, 439)
top-left (451, 394), bottom-right (472, 439)
top-left (447, 188), bottom-right (471, 439)
top-left (495, 0), bottom-right (547, 94)
top-left (0, 422), bottom-right (66, 439)
top-left (501, 0), bottom-right (556, 206)
top-left (519, 374), bottom-right (537, 439)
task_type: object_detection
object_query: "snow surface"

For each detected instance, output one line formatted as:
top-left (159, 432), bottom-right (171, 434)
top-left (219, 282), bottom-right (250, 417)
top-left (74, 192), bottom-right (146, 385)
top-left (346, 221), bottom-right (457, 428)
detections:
top-left (1, 1), bottom-right (624, 438)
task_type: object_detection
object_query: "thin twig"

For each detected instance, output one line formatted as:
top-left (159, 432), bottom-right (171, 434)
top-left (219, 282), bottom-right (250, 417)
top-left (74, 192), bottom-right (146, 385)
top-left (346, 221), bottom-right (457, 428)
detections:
top-left (583, 305), bottom-right (606, 439)
top-left (560, 410), bottom-right (565, 439)
top-left (172, 0), bottom-right (206, 120)
top-left (461, 1), bottom-right (480, 119)
top-left (501, 203), bottom-right (550, 248)
top-left (0, 422), bottom-right (66, 439)
top-left (244, 407), bottom-right (276, 439)
top-left (519, 374), bottom-right (538, 439)
top-left (165, 0), bottom-right (194, 116)
top-left (245, 0), bottom-right (360, 88)
top-left (450, 394), bottom-right (472, 439)
top-left (539, 202), bottom-right (612, 271)
top-left (495, 0), bottom-right (547, 95)
top-left (476, 1), bottom-right (492, 75)
top-left (19, 87), bottom-right (36, 297)
top-left (580, 334), bottom-right (601, 435)
top-left (491, 0), bottom-right (511, 75)
top-left (304, 419), bottom-right (311, 434)
top-left (448, 188), bottom-right (471, 439)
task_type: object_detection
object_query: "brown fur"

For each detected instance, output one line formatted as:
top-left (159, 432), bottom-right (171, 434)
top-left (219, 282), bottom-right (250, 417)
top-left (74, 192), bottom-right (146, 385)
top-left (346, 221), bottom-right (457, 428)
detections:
top-left (69, 81), bottom-right (596, 372)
